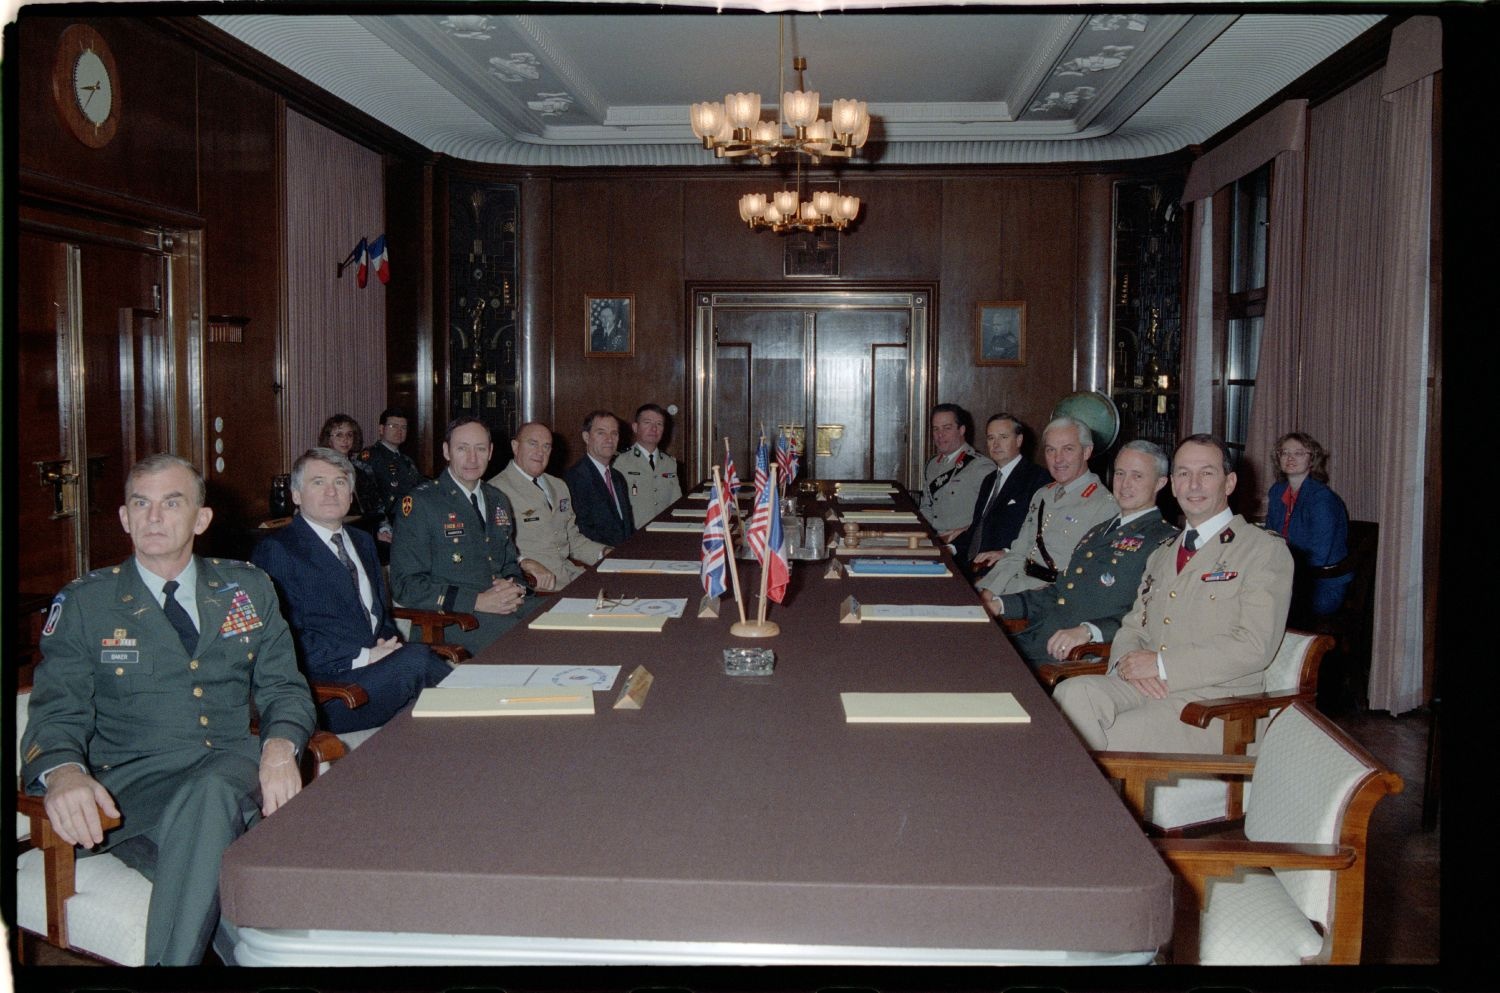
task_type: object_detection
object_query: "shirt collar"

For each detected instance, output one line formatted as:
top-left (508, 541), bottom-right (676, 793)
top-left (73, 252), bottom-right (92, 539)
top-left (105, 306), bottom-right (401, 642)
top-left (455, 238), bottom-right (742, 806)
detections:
top-left (447, 467), bottom-right (480, 495)
top-left (509, 461), bottom-right (540, 484)
top-left (1117, 507), bottom-right (1157, 527)
top-left (588, 454), bottom-right (612, 475)
top-left (301, 516), bottom-right (345, 544)
top-left (135, 556), bottom-right (197, 601)
top-left (1185, 507), bottom-right (1235, 544)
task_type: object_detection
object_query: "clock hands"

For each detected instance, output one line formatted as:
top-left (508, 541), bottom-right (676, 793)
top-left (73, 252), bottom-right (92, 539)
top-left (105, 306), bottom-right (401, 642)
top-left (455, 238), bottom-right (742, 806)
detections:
top-left (80, 80), bottom-right (101, 111)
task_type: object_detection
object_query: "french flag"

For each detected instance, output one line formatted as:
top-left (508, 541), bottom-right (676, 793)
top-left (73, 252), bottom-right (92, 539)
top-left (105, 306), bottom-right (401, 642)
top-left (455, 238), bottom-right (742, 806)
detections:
top-left (353, 238), bottom-right (369, 288)
top-left (369, 234), bottom-right (390, 285)
top-left (763, 473), bottom-right (790, 603)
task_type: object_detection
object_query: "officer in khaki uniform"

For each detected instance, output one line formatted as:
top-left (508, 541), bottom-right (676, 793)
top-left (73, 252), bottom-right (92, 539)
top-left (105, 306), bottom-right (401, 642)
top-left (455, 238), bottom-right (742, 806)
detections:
top-left (21, 455), bottom-right (315, 965)
top-left (614, 403), bottom-right (681, 525)
top-left (918, 404), bottom-right (997, 533)
top-left (1055, 435), bottom-right (1294, 754)
top-left (490, 422), bottom-right (607, 589)
top-left (977, 416), bottom-right (1118, 597)
top-left (989, 441), bottom-right (1178, 666)
top-left (390, 418), bottom-right (542, 652)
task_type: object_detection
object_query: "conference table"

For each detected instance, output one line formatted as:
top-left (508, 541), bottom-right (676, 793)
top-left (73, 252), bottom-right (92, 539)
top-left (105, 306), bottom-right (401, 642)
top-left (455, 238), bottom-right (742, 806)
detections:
top-left (220, 482), bottom-right (1173, 966)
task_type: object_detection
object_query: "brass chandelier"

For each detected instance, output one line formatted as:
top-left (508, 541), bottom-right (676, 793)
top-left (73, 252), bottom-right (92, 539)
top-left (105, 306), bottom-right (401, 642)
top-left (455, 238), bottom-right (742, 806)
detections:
top-left (689, 16), bottom-right (868, 234)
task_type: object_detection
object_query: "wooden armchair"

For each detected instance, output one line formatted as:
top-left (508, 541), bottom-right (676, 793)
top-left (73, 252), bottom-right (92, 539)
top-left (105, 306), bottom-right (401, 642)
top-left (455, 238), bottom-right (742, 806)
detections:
top-left (1040, 630), bottom-right (1333, 829)
top-left (389, 606), bottom-right (476, 663)
top-left (1095, 702), bottom-right (1402, 964)
top-left (14, 679), bottom-right (348, 965)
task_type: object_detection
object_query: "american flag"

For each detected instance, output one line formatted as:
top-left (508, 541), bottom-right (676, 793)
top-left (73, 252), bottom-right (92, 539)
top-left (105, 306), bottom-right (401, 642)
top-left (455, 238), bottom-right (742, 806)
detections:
top-left (775, 432), bottom-right (798, 494)
top-left (745, 468), bottom-right (771, 561)
top-left (752, 436), bottom-right (770, 504)
top-left (700, 481), bottom-right (728, 598)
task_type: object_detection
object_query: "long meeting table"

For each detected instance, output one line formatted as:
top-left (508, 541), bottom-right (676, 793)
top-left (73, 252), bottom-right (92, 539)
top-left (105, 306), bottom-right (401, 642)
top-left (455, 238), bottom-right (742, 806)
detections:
top-left (220, 482), bottom-right (1173, 966)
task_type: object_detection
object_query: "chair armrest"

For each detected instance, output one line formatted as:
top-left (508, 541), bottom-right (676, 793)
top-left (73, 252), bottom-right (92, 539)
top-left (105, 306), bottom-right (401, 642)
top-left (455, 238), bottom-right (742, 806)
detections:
top-left (1000, 617), bottom-right (1027, 635)
top-left (310, 682), bottom-right (370, 709)
top-left (16, 790), bottom-right (123, 951)
top-left (1155, 837), bottom-right (1357, 900)
top-left (1179, 691), bottom-right (1310, 729)
top-left (1036, 650), bottom-right (1110, 688)
top-left (392, 606), bottom-right (480, 644)
top-left (1093, 750), bottom-right (1255, 821)
top-left (428, 644), bottom-right (471, 665)
top-left (305, 731), bottom-right (347, 772)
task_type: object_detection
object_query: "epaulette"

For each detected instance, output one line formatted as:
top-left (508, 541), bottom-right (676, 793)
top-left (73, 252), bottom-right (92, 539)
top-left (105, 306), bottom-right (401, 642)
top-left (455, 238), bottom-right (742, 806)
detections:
top-left (1080, 482), bottom-right (1099, 499)
top-left (209, 557), bottom-right (255, 570)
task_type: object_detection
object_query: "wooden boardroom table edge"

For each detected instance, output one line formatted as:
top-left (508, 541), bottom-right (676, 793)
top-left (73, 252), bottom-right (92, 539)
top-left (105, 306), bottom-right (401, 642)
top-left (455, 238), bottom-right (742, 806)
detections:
top-left (220, 479), bottom-right (1173, 961)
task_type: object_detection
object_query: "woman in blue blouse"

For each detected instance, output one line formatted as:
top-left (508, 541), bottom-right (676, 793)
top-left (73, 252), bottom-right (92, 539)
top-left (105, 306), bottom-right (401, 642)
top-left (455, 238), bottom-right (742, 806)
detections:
top-left (1266, 432), bottom-right (1351, 617)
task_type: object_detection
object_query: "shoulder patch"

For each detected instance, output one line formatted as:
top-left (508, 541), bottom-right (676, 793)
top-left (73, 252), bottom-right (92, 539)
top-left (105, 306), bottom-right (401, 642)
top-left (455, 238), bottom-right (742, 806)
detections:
top-left (42, 594), bottom-right (66, 637)
top-left (402, 495), bottom-right (414, 517)
top-left (1080, 482), bottom-right (1098, 498)
top-left (359, 450), bottom-right (371, 462)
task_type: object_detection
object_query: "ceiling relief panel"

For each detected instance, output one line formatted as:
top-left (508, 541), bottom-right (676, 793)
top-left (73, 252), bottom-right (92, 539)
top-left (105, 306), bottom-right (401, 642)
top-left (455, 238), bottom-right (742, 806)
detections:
top-left (205, 12), bottom-right (1383, 165)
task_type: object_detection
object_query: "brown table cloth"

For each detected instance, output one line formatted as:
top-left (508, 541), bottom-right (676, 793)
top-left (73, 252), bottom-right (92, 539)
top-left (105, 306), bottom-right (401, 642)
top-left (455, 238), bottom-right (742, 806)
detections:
top-left (221, 483), bottom-right (1172, 956)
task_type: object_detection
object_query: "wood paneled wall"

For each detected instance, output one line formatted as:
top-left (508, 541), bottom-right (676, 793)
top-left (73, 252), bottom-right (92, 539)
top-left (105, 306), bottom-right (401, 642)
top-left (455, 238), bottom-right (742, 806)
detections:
top-left (528, 167), bottom-right (1122, 483)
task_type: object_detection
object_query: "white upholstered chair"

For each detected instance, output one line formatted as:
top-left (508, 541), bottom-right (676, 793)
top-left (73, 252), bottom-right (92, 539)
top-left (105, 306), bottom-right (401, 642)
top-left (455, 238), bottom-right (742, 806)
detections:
top-left (14, 684), bottom-right (346, 964)
top-left (1040, 629), bottom-right (1333, 831)
top-left (1098, 701), bottom-right (1402, 964)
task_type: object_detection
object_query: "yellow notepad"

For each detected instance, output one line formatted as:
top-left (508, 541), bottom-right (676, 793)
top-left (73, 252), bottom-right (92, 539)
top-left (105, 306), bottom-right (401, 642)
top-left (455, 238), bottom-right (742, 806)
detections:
top-left (841, 511), bottom-right (920, 523)
top-left (646, 521), bottom-right (704, 533)
top-left (840, 692), bottom-right (1030, 724)
top-left (529, 612), bottom-right (668, 633)
top-left (413, 686), bottom-right (595, 717)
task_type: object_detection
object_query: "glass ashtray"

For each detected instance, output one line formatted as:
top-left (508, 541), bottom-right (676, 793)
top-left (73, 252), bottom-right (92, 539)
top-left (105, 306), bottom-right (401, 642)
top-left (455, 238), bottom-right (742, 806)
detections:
top-left (723, 647), bottom-right (775, 676)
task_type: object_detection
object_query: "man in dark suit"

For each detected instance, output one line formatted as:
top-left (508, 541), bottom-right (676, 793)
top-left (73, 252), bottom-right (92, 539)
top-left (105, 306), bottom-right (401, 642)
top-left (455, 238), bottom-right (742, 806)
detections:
top-left (253, 448), bottom-right (452, 732)
top-left (563, 409), bottom-right (636, 547)
top-left (949, 412), bottom-right (1050, 578)
top-left (21, 454), bottom-right (315, 964)
top-left (985, 440), bottom-right (1179, 666)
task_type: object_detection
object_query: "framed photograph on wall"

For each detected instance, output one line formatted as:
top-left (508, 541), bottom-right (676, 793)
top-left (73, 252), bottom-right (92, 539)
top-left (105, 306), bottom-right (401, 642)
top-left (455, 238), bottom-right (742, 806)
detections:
top-left (975, 301), bottom-right (1026, 367)
top-left (585, 294), bottom-right (635, 357)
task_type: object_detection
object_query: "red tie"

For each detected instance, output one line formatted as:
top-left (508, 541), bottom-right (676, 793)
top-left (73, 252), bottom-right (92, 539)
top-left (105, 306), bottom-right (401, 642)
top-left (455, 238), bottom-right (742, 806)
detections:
top-left (1279, 486), bottom-right (1297, 536)
top-left (1176, 529), bottom-right (1199, 574)
top-left (603, 468), bottom-right (619, 514)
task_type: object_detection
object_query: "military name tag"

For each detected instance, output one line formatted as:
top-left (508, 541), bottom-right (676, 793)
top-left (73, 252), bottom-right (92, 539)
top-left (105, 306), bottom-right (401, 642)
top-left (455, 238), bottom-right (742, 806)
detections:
top-left (100, 650), bottom-right (140, 664)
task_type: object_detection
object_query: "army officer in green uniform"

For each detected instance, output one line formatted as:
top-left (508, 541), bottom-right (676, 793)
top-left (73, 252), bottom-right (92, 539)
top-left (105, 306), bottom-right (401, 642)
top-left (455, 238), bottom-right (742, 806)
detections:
top-left (356, 406), bottom-right (426, 541)
top-left (986, 440), bottom-right (1179, 666)
top-left (390, 417), bottom-right (546, 652)
top-left (21, 454), bottom-right (316, 965)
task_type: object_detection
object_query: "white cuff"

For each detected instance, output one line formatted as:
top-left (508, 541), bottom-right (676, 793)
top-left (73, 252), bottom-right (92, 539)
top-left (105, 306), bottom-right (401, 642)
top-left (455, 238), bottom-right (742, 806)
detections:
top-left (352, 648), bottom-right (372, 669)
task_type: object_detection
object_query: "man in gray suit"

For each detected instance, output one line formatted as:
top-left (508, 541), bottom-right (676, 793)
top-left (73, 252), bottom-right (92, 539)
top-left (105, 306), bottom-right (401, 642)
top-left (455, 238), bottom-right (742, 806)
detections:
top-left (21, 454), bottom-right (315, 964)
top-left (1054, 435), bottom-right (1295, 753)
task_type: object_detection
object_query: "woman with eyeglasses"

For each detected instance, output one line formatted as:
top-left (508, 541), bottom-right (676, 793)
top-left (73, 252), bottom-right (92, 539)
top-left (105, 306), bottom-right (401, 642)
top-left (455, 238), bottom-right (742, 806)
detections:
top-left (1266, 432), bottom-right (1351, 617)
top-left (317, 414), bottom-right (383, 522)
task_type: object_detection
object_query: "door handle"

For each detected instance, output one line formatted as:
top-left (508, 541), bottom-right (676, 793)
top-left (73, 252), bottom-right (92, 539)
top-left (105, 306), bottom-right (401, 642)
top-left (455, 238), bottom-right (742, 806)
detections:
top-left (36, 459), bottom-right (80, 518)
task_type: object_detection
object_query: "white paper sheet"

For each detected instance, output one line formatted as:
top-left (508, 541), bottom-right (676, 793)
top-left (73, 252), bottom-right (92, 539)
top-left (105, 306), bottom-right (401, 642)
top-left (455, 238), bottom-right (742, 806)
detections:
top-left (549, 596), bottom-right (689, 618)
top-left (440, 664), bottom-right (621, 691)
top-left (596, 558), bottom-right (700, 574)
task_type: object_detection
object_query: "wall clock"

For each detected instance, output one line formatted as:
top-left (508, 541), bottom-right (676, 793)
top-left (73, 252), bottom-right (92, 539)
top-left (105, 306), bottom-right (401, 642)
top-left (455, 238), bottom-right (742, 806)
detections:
top-left (52, 24), bottom-right (120, 149)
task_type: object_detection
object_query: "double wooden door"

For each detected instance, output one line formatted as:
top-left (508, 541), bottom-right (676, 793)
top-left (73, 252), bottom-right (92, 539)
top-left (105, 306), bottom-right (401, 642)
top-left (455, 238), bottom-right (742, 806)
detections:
top-left (693, 290), bottom-right (931, 488)
top-left (16, 216), bottom-right (193, 598)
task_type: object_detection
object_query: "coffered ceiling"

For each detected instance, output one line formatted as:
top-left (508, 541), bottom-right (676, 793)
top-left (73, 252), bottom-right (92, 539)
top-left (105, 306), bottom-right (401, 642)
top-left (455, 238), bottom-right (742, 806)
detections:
top-left (205, 10), bottom-right (1383, 165)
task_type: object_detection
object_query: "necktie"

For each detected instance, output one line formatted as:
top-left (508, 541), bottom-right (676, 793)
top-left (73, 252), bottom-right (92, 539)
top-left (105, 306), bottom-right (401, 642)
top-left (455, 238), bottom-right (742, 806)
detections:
top-left (1176, 529), bottom-right (1199, 573)
top-left (471, 491), bottom-right (486, 530)
top-left (604, 468), bottom-right (620, 516)
top-left (533, 475), bottom-right (552, 509)
top-left (648, 451), bottom-right (656, 470)
top-left (160, 579), bottom-right (198, 654)
top-left (1279, 486), bottom-right (1296, 536)
top-left (330, 531), bottom-right (359, 589)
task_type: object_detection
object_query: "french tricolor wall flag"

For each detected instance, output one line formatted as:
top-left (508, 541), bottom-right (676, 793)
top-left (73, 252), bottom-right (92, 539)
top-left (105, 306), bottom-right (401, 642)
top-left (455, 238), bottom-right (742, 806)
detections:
top-left (354, 238), bottom-right (370, 288)
top-left (369, 234), bottom-right (390, 284)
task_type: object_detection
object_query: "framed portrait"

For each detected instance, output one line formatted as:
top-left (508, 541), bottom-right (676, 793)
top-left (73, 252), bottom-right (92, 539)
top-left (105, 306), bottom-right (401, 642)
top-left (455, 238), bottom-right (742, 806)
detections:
top-left (975, 301), bottom-right (1026, 367)
top-left (585, 294), bottom-right (635, 357)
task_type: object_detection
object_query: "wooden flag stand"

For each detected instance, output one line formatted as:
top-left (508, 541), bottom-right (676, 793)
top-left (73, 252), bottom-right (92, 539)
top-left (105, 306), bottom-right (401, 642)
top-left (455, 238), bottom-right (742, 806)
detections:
top-left (731, 463), bottom-right (780, 639)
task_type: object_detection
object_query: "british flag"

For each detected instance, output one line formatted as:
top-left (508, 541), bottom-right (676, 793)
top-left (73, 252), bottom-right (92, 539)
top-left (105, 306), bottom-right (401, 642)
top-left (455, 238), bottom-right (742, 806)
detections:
top-left (775, 432), bottom-right (798, 494)
top-left (700, 481), bottom-right (728, 598)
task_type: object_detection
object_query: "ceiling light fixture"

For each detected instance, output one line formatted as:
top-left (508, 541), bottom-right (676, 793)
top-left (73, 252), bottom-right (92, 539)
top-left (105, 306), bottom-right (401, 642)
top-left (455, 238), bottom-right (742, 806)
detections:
top-left (737, 158), bottom-right (860, 234)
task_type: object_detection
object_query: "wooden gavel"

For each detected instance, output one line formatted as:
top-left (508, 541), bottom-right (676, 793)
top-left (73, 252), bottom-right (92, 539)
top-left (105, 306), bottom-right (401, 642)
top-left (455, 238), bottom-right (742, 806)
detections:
top-left (842, 522), bottom-right (924, 549)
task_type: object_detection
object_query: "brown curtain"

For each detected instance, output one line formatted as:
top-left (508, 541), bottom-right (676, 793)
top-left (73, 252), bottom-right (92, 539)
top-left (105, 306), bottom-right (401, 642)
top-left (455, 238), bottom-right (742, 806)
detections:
top-left (1239, 143), bottom-right (1306, 514)
top-left (1368, 33), bottom-right (1438, 713)
top-left (284, 110), bottom-right (387, 461)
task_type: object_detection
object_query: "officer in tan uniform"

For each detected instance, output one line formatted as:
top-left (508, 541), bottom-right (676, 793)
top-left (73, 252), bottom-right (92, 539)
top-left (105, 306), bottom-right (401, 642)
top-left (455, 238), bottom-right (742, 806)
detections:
top-left (918, 403), bottom-right (997, 533)
top-left (613, 403), bottom-right (681, 525)
top-left (977, 416), bottom-right (1118, 597)
top-left (1054, 434), bottom-right (1294, 753)
top-left (490, 421), bottom-right (607, 589)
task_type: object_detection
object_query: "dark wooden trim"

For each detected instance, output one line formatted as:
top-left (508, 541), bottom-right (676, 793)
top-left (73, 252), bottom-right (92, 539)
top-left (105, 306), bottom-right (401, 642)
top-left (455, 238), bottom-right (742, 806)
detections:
top-left (151, 15), bottom-right (434, 163)
top-left (18, 168), bottom-right (205, 230)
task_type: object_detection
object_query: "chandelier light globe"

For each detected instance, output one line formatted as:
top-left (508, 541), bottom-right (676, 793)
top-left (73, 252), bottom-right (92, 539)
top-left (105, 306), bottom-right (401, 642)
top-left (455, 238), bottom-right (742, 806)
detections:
top-left (812, 190), bottom-right (837, 217)
top-left (739, 193), bottom-right (768, 222)
top-left (691, 101), bottom-right (725, 142)
top-left (829, 99), bottom-right (861, 137)
top-left (852, 109), bottom-right (871, 148)
top-left (836, 194), bottom-right (861, 222)
top-left (799, 201), bottom-right (820, 224)
top-left (763, 202), bottom-right (785, 225)
top-left (752, 120), bottom-right (779, 144)
top-left (805, 119), bottom-right (832, 158)
top-left (782, 89), bottom-right (820, 129)
top-left (724, 92), bottom-right (762, 131)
